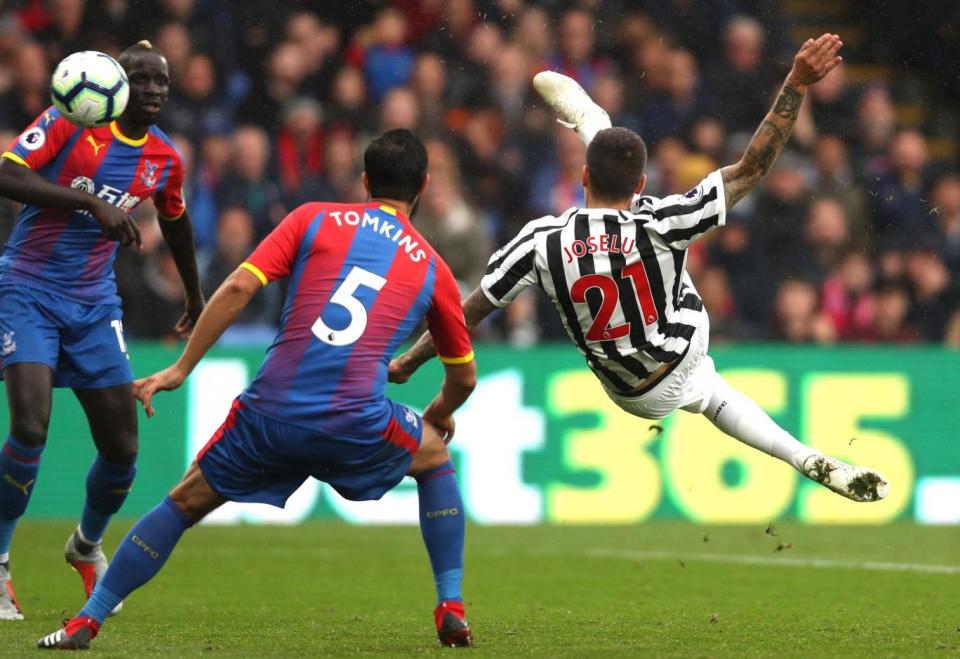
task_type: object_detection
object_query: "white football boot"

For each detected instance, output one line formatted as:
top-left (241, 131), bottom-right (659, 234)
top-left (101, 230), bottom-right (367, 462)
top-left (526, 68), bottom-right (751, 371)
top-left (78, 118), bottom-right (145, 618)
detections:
top-left (65, 530), bottom-right (122, 616)
top-left (795, 453), bottom-right (889, 502)
top-left (0, 562), bottom-right (24, 620)
top-left (533, 71), bottom-right (612, 144)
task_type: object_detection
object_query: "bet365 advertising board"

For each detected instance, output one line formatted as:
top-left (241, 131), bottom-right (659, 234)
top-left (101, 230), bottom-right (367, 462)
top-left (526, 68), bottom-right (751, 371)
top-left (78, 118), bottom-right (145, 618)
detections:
top-left (17, 343), bottom-right (960, 525)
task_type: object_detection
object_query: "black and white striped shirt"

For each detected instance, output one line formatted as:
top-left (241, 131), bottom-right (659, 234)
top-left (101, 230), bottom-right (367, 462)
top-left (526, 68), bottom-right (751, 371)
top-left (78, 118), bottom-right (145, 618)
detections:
top-left (480, 171), bottom-right (726, 394)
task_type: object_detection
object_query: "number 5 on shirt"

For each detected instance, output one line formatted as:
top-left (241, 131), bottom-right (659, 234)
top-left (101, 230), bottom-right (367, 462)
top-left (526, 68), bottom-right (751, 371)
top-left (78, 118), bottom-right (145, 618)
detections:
top-left (312, 266), bottom-right (387, 346)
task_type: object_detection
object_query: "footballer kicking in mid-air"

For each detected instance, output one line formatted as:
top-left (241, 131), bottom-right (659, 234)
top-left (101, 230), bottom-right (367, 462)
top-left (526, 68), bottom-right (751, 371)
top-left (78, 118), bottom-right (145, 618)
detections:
top-left (0, 41), bottom-right (203, 620)
top-left (39, 129), bottom-right (478, 650)
top-left (392, 34), bottom-right (889, 503)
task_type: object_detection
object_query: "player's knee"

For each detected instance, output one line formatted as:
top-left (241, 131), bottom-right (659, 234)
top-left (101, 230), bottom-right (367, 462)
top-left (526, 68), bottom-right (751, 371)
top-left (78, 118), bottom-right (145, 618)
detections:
top-left (99, 446), bottom-right (138, 467)
top-left (10, 417), bottom-right (49, 448)
top-left (409, 429), bottom-right (450, 476)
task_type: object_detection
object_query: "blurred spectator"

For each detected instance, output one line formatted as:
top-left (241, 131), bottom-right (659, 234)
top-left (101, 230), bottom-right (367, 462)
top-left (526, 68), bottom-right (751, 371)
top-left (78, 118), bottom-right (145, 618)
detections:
top-left (808, 63), bottom-right (855, 136)
top-left (528, 126), bottom-right (586, 217)
top-left (853, 86), bottom-right (897, 174)
top-left (219, 125), bottom-right (285, 238)
top-left (0, 41), bottom-right (49, 129)
top-left (752, 153), bottom-right (811, 263)
top-left (201, 206), bottom-right (278, 330)
top-left (696, 266), bottom-right (760, 342)
top-left (866, 279), bottom-right (917, 343)
top-left (870, 130), bottom-right (935, 241)
top-left (789, 197), bottom-right (852, 285)
top-left (412, 52), bottom-right (449, 130)
top-left (154, 22), bottom-right (192, 82)
top-left (326, 66), bottom-right (374, 135)
top-left (320, 130), bottom-right (361, 202)
top-left (821, 251), bottom-right (875, 341)
top-left (546, 8), bottom-right (610, 92)
top-left (415, 139), bottom-right (491, 289)
top-left (236, 41), bottom-right (307, 131)
top-left (930, 174), bottom-right (960, 275)
top-left (771, 277), bottom-right (835, 343)
top-left (641, 49), bottom-right (709, 147)
top-left (811, 134), bottom-right (870, 249)
top-left (710, 16), bottom-right (778, 134)
top-left (379, 86), bottom-right (420, 132)
top-left (276, 98), bottom-right (324, 195)
top-left (350, 8), bottom-right (414, 102)
top-left (904, 245), bottom-right (960, 341)
top-left (162, 52), bottom-right (228, 142)
top-left (115, 219), bottom-right (187, 340)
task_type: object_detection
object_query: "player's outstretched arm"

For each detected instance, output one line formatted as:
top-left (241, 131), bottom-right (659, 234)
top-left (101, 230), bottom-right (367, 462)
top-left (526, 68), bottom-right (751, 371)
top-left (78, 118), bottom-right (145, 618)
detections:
top-left (389, 287), bottom-right (498, 383)
top-left (720, 33), bottom-right (843, 210)
top-left (0, 158), bottom-right (141, 246)
top-left (133, 267), bottom-right (260, 416)
top-left (158, 209), bottom-right (205, 338)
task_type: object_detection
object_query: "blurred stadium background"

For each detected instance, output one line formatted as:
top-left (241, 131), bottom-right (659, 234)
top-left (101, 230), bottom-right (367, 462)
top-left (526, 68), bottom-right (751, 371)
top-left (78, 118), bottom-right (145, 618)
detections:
top-left (0, 0), bottom-right (958, 529)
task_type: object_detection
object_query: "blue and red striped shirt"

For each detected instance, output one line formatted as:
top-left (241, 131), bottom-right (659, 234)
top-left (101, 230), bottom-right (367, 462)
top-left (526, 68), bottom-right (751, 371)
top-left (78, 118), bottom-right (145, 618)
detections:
top-left (238, 202), bottom-right (474, 436)
top-left (1, 106), bottom-right (186, 304)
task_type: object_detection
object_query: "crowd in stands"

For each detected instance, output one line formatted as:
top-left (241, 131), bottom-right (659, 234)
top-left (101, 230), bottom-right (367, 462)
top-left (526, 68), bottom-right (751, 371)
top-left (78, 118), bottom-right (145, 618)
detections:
top-left (0, 0), bottom-right (958, 346)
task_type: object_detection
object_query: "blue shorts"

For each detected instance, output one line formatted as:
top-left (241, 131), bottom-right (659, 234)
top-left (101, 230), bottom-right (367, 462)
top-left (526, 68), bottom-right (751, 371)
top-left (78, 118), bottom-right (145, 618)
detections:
top-left (0, 286), bottom-right (132, 389)
top-left (196, 399), bottom-right (423, 506)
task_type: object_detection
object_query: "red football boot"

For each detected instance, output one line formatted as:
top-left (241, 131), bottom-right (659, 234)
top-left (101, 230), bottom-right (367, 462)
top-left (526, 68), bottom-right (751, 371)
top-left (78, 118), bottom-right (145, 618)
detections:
top-left (434, 600), bottom-right (473, 647)
top-left (37, 616), bottom-right (101, 650)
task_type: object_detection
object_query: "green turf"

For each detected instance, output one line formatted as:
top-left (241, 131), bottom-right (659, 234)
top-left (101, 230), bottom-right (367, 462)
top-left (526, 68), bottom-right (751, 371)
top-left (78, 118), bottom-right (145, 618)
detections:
top-left (2, 521), bottom-right (958, 657)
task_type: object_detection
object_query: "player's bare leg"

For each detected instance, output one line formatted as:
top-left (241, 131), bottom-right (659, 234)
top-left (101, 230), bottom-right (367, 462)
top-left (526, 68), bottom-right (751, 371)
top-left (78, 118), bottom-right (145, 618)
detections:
top-left (65, 385), bottom-right (140, 616)
top-left (533, 71), bottom-right (612, 146)
top-left (0, 363), bottom-right (53, 620)
top-left (700, 374), bottom-right (888, 502)
top-left (39, 464), bottom-right (223, 649)
top-left (408, 423), bottom-right (472, 648)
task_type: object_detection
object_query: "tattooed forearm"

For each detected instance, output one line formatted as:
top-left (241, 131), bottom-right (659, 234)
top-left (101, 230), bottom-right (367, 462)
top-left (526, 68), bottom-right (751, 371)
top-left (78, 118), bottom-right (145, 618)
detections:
top-left (394, 287), bottom-right (498, 376)
top-left (772, 85), bottom-right (803, 120)
top-left (720, 81), bottom-right (807, 210)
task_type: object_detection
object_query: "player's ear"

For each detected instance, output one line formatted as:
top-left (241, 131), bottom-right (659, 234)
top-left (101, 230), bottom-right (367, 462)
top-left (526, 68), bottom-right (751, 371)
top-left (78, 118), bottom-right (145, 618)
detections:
top-left (361, 172), bottom-right (371, 196)
top-left (635, 174), bottom-right (647, 196)
top-left (581, 165), bottom-right (590, 190)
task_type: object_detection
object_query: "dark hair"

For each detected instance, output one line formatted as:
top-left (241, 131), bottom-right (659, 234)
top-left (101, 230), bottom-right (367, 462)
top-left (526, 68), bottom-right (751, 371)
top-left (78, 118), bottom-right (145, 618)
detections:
top-left (363, 129), bottom-right (428, 203)
top-left (585, 127), bottom-right (647, 201)
top-left (118, 40), bottom-right (165, 69)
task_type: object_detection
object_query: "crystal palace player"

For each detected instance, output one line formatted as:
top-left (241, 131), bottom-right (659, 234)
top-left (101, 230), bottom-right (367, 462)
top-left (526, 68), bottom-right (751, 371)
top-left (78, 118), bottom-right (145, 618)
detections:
top-left (0, 41), bottom-right (203, 621)
top-left (38, 129), bottom-right (477, 650)
top-left (392, 35), bottom-right (890, 503)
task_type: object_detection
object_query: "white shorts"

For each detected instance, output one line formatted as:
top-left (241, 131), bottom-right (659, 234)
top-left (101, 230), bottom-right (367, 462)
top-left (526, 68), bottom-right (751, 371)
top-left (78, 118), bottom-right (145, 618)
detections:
top-left (604, 314), bottom-right (716, 420)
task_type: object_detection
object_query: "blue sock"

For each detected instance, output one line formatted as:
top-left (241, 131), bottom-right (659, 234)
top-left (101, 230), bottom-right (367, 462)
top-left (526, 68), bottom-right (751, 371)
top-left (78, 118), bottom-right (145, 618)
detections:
top-left (416, 461), bottom-right (464, 603)
top-left (0, 435), bottom-right (43, 555)
top-left (80, 455), bottom-right (137, 545)
top-left (78, 496), bottom-right (191, 624)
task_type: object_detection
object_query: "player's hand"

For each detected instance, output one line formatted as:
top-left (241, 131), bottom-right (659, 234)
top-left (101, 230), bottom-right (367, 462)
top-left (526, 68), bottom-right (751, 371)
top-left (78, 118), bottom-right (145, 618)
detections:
top-left (422, 401), bottom-right (456, 444)
top-left (787, 33), bottom-right (843, 88)
top-left (175, 295), bottom-right (205, 339)
top-left (133, 365), bottom-right (187, 418)
top-left (89, 197), bottom-right (142, 248)
top-left (388, 358), bottom-right (412, 384)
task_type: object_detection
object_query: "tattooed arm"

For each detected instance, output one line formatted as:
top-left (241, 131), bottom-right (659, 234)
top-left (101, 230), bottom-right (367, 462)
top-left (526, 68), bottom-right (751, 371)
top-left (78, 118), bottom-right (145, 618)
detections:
top-left (720, 33), bottom-right (844, 210)
top-left (389, 287), bottom-right (498, 384)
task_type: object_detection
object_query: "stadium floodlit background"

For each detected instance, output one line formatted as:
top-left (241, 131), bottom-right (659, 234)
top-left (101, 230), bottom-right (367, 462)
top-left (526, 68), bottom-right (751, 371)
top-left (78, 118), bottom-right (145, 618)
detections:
top-left (1, 1), bottom-right (959, 656)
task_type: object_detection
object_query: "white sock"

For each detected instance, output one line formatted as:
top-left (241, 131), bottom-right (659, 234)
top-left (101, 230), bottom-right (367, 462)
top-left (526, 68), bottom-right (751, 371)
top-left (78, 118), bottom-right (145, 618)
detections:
top-left (0, 552), bottom-right (8, 564)
top-left (576, 111), bottom-right (612, 147)
top-left (702, 374), bottom-right (814, 470)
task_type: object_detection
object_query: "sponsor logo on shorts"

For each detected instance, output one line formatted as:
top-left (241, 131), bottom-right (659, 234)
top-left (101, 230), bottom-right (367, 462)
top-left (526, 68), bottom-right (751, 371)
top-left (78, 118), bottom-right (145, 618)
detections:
top-left (131, 534), bottom-right (160, 559)
top-left (19, 127), bottom-right (45, 151)
top-left (426, 507), bottom-right (459, 519)
top-left (1, 331), bottom-right (15, 356)
top-left (404, 406), bottom-right (419, 429)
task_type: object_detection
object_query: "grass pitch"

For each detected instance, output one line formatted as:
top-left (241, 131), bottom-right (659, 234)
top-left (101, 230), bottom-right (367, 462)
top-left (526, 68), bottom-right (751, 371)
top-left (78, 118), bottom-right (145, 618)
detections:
top-left (2, 521), bottom-right (958, 657)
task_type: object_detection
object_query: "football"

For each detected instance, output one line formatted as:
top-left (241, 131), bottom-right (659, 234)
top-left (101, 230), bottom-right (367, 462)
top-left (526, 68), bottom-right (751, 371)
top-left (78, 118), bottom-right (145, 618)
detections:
top-left (50, 51), bottom-right (129, 128)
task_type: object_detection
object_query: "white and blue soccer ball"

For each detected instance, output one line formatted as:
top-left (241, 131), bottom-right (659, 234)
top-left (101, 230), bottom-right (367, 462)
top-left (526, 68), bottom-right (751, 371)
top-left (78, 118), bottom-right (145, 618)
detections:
top-left (50, 51), bottom-right (129, 128)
